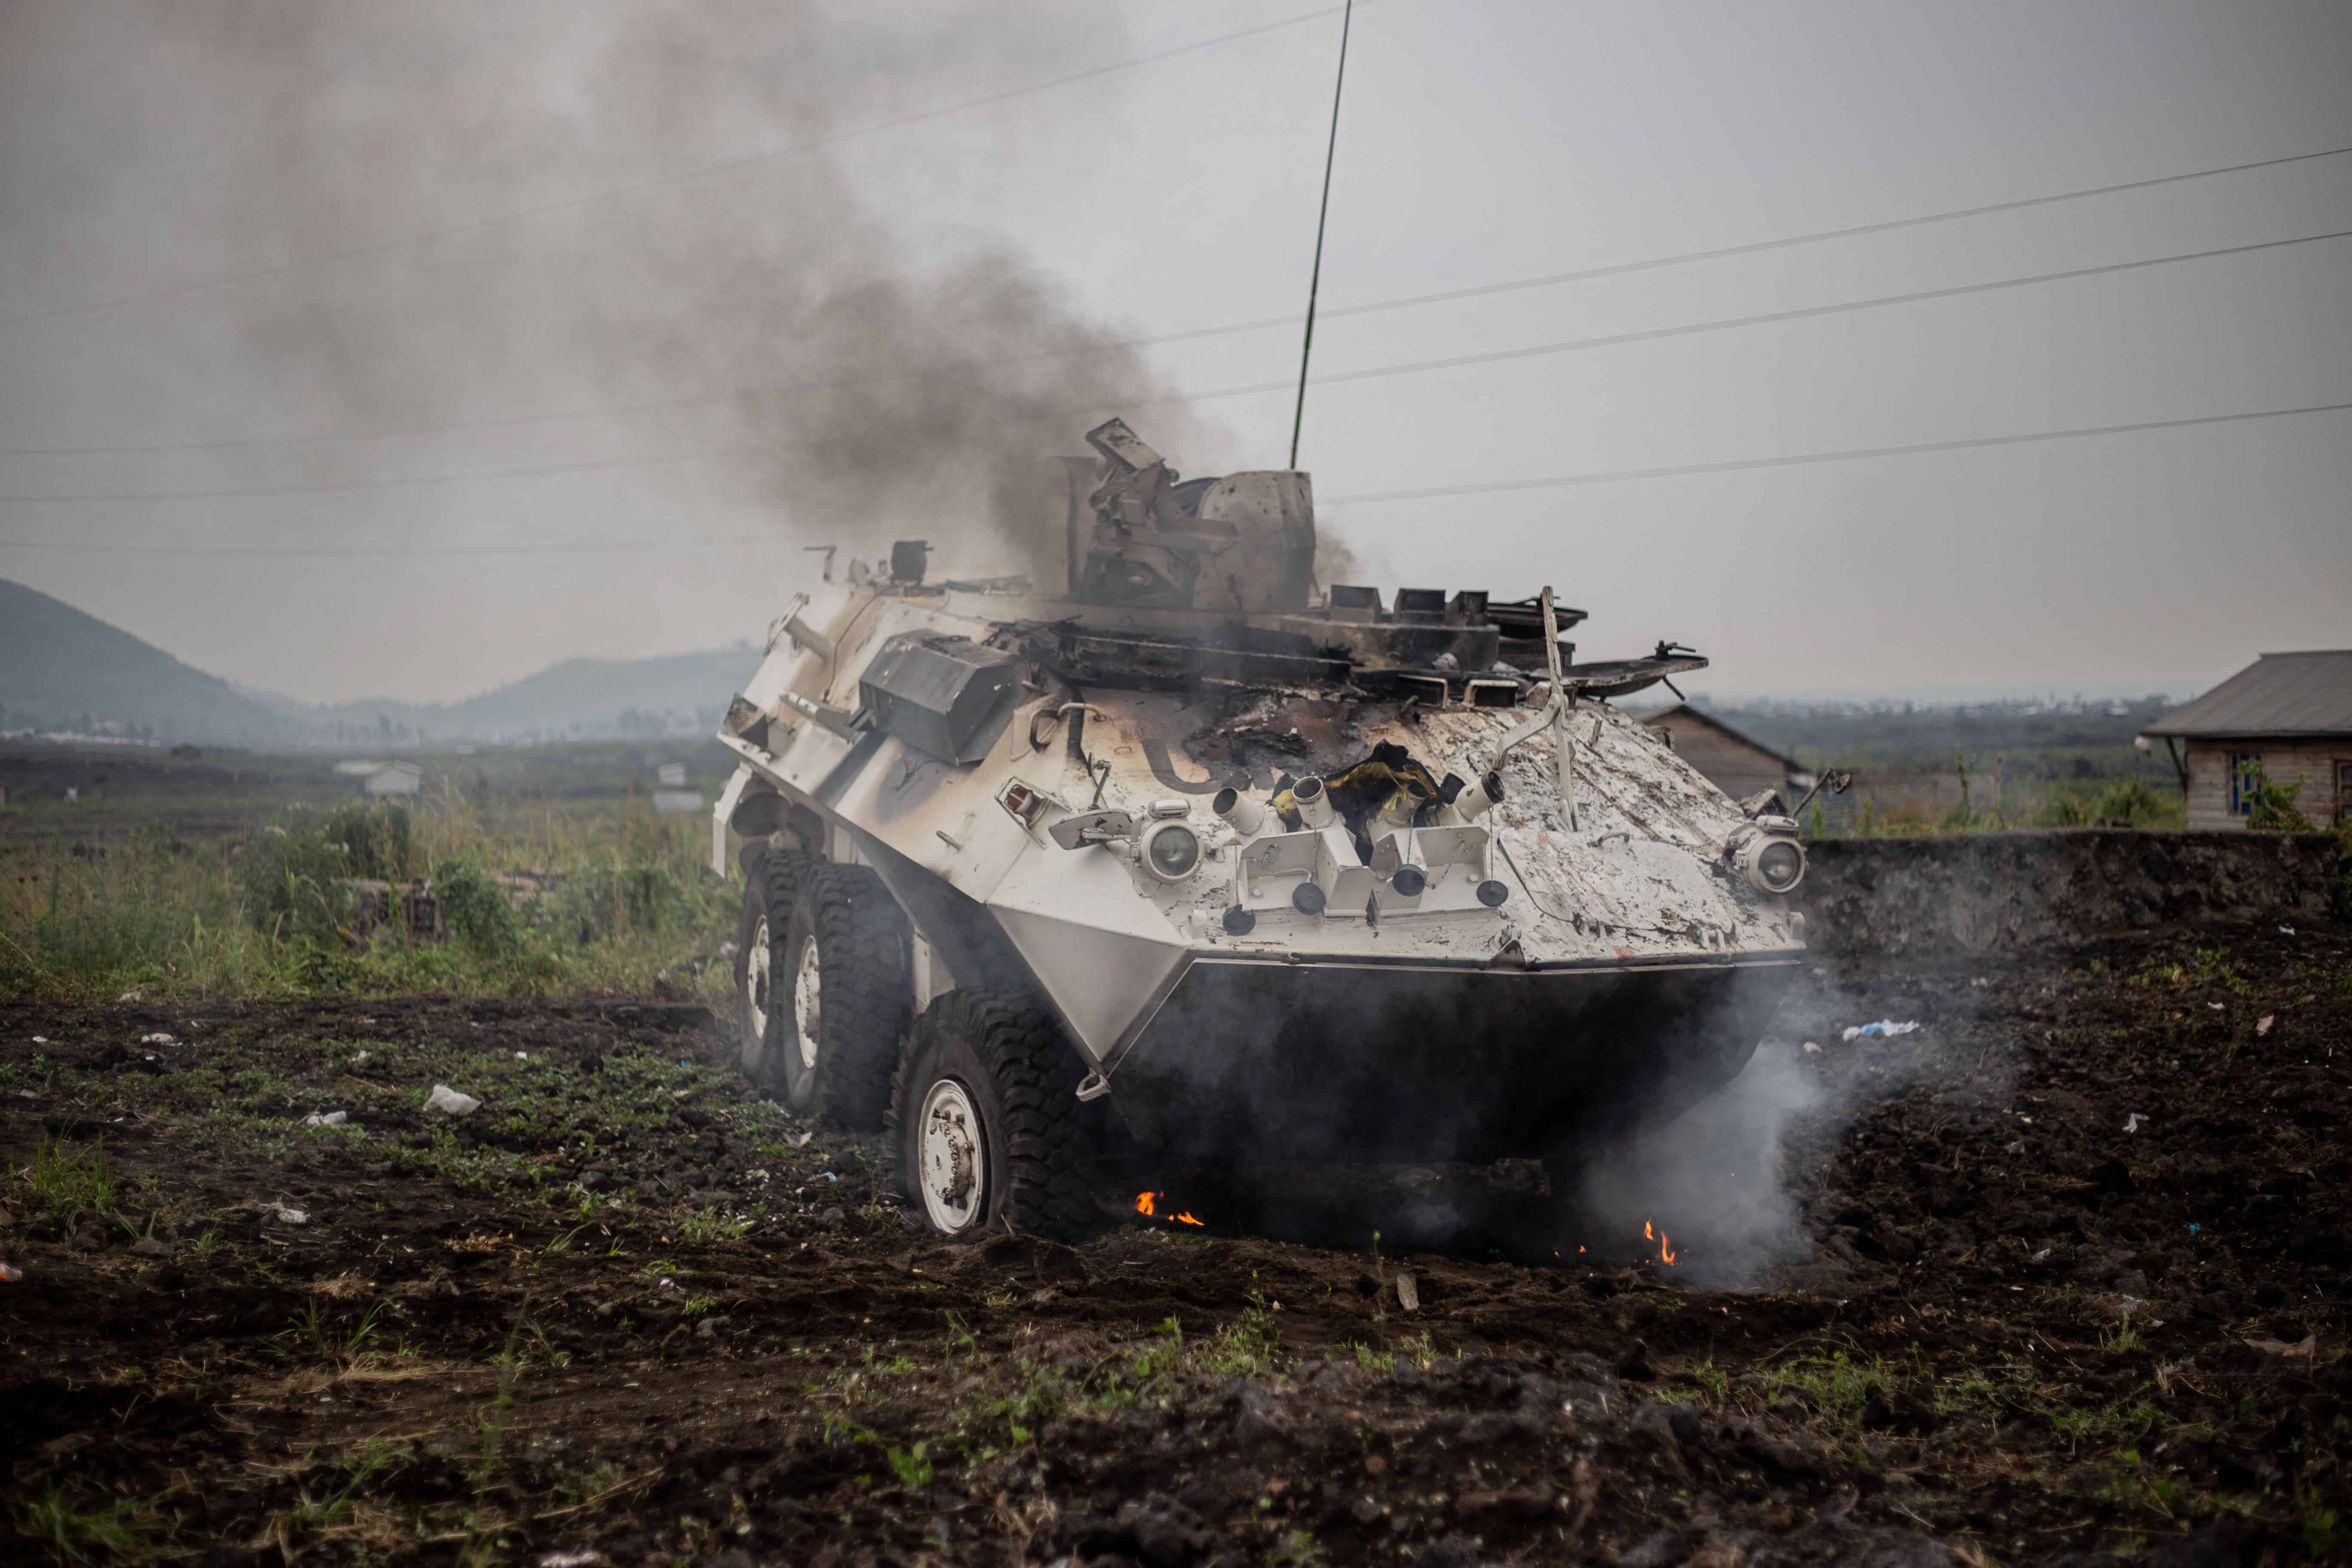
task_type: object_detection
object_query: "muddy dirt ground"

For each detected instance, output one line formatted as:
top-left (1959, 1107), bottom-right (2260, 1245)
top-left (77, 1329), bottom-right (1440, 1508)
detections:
top-left (2, 920), bottom-right (2346, 1567)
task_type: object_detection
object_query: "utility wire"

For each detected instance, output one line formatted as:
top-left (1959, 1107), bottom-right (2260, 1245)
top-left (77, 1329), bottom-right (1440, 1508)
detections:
top-left (1320, 399), bottom-right (2352, 506)
top-left (4, 141), bottom-right (2344, 458)
top-left (1270, 224), bottom-right (2352, 395)
top-left (0, 535), bottom-right (775, 559)
top-left (1314, 142), bottom-right (2352, 320)
top-left (5, 225), bottom-right (2341, 504)
top-left (1288, 0), bottom-right (1352, 467)
top-left (0, 3), bottom-right (1364, 332)
top-left (5, 399), bottom-right (2343, 556)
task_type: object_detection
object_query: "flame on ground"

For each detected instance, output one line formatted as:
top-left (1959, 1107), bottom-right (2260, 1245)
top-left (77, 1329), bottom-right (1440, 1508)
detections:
top-left (1644, 1218), bottom-right (1680, 1267)
top-left (1134, 1192), bottom-right (1204, 1228)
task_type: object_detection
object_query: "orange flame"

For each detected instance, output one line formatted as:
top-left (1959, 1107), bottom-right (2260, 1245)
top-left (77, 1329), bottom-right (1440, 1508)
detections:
top-left (1645, 1219), bottom-right (1679, 1266)
top-left (1135, 1191), bottom-right (1204, 1227)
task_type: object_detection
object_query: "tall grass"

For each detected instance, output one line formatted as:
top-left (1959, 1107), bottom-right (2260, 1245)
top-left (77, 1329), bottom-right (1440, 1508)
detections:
top-left (1811, 776), bottom-right (2185, 838)
top-left (0, 795), bottom-right (736, 1001)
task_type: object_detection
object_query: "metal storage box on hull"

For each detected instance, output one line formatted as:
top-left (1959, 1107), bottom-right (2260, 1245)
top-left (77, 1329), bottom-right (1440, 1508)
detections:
top-left (857, 633), bottom-right (1023, 764)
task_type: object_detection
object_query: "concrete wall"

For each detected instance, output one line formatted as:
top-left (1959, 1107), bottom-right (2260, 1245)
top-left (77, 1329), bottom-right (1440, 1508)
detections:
top-left (1796, 828), bottom-right (2340, 960)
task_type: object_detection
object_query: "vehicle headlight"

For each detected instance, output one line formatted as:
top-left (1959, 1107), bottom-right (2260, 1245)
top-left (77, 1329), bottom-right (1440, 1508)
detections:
top-left (1140, 820), bottom-right (1201, 882)
top-left (1732, 832), bottom-right (1806, 894)
top-left (1757, 840), bottom-right (1802, 891)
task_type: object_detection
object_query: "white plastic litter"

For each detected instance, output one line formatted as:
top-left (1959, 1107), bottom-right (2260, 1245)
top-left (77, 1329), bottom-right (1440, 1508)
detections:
top-left (2256, 1015), bottom-right (2276, 1038)
top-left (784, 1130), bottom-right (815, 1149)
top-left (300, 1111), bottom-right (349, 1127)
top-left (1801, 1041), bottom-right (1822, 1054)
top-left (1841, 1020), bottom-right (1921, 1041)
top-left (29, 1036), bottom-right (45, 1044)
top-left (2123, 1112), bottom-right (2148, 1134)
top-left (539, 1552), bottom-right (603, 1568)
top-left (514, 1051), bottom-right (529, 1061)
top-left (426, 1084), bottom-right (481, 1117)
top-left (140, 1032), bottom-right (178, 1046)
top-left (349, 1050), bottom-right (370, 1066)
top-left (261, 1201), bottom-right (308, 1225)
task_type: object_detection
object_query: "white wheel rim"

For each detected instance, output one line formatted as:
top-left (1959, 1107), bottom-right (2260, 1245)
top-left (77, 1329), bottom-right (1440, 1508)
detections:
top-left (742, 914), bottom-right (771, 1071)
top-left (792, 933), bottom-right (823, 1073)
top-left (916, 1078), bottom-right (985, 1233)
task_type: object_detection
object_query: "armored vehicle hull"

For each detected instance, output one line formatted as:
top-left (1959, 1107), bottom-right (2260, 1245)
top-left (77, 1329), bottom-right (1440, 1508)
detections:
top-left (712, 421), bottom-right (1811, 1238)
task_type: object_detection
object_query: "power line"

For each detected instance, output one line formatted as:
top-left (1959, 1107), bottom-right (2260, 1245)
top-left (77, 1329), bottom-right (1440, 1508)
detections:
top-left (1320, 399), bottom-right (2352, 506)
top-left (0, 3), bottom-right (1361, 332)
top-left (1314, 142), bottom-right (2352, 321)
top-left (5, 224), bottom-right (2341, 503)
top-left (0, 534), bottom-right (776, 559)
top-left (6, 399), bottom-right (2343, 556)
top-left (1284, 225), bottom-right (2352, 394)
top-left (5, 141), bottom-right (2345, 458)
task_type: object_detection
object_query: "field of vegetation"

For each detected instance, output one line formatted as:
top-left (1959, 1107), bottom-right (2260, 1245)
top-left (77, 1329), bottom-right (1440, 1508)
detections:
top-left (1712, 698), bottom-right (2196, 836)
top-left (1, 742), bottom-right (739, 1004)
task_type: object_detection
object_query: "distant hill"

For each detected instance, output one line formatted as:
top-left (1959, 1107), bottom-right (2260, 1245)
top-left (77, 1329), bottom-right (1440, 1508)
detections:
top-left (308, 648), bottom-right (762, 743)
top-left (0, 578), bottom-right (760, 747)
top-left (0, 579), bottom-right (297, 744)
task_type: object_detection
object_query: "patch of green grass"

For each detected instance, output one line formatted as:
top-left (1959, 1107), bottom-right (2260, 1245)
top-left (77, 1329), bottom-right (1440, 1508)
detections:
top-left (276, 1298), bottom-right (385, 1365)
top-left (13, 1486), bottom-right (152, 1563)
top-left (1762, 1351), bottom-right (1889, 1423)
top-left (676, 1207), bottom-right (753, 1244)
top-left (18, 1135), bottom-right (115, 1222)
top-left (290, 1441), bottom-right (404, 1533)
top-left (2301, 1492), bottom-right (2351, 1559)
top-left (1194, 1299), bottom-right (1281, 1378)
top-left (885, 1441), bottom-right (934, 1488)
top-left (1265, 1528), bottom-right (1331, 1567)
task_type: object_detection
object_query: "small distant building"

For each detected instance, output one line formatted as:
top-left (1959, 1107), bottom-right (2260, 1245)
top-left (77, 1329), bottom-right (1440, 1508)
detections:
top-left (2140, 650), bottom-right (2352, 830)
top-left (361, 761), bottom-right (423, 797)
top-left (1639, 704), bottom-right (1810, 805)
top-left (656, 762), bottom-right (687, 788)
top-left (652, 789), bottom-right (704, 814)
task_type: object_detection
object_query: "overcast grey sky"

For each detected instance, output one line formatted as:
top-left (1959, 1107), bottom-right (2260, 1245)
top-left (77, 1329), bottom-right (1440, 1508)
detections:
top-left (2, 0), bottom-right (2346, 705)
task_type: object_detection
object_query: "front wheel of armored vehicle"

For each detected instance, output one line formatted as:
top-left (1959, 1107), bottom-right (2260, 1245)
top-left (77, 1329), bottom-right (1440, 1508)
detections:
top-left (889, 989), bottom-right (1099, 1242)
top-left (763, 863), bottom-right (910, 1129)
top-left (735, 844), bottom-right (813, 1091)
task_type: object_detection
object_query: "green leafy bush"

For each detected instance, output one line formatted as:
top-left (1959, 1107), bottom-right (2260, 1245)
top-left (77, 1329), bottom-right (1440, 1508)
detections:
top-left (2236, 759), bottom-right (2314, 831)
top-left (236, 801), bottom-right (417, 946)
top-left (433, 858), bottom-right (523, 954)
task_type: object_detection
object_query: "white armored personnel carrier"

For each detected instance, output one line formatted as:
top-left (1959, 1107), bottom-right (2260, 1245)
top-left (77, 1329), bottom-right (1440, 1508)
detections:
top-left (711, 420), bottom-right (1817, 1240)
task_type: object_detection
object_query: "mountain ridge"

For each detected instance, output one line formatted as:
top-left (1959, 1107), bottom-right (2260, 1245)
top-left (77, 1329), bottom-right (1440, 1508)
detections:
top-left (2, 579), bottom-right (758, 745)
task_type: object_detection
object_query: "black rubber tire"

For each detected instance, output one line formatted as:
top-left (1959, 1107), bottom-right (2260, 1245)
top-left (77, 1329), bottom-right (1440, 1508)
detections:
top-left (888, 989), bottom-right (1099, 1241)
top-left (735, 845), bottom-right (814, 1093)
top-left (771, 863), bottom-right (911, 1129)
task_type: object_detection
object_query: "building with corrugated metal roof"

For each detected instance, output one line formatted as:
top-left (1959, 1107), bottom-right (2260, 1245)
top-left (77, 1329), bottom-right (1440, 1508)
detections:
top-left (2139, 650), bottom-right (2352, 829)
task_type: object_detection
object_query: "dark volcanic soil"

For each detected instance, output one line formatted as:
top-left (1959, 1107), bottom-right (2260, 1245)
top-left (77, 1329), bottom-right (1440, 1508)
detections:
top-left (2, 922), bottom-right (2347, 1567)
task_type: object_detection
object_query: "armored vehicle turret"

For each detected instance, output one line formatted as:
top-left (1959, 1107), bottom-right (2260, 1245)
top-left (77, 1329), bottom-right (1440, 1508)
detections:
top-left (712, 420), bottom-right (1814, 1239)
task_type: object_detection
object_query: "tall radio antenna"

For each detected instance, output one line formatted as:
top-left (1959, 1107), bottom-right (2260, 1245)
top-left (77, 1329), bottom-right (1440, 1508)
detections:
top-left (1287, 0), bottom-right (1353, 469)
